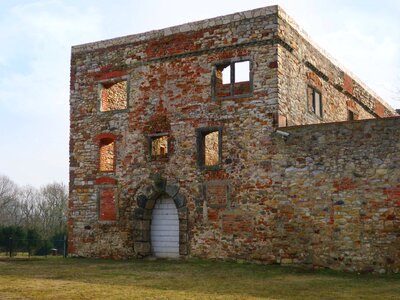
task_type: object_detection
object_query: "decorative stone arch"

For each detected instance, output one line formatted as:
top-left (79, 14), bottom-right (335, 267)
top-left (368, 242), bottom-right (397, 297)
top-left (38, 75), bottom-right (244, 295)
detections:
top-left (133, 175), bottom-right (188, 257)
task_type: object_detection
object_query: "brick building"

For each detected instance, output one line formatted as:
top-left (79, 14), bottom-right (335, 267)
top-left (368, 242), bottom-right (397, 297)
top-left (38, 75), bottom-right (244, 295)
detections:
top-left (69, 6), bottom-right (400, 272)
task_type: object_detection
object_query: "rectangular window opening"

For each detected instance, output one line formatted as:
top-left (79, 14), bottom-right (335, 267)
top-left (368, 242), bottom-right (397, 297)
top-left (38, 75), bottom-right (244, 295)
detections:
top-left (221, 65), bottom-right (231, 85)
top-left (205, 131), bottom-right (219, 166)
top-left (214, 60), bottom-right (251, 99)
top-left (308, 86), bottom-right (323, 118)
top-left (234, 61), bottom-right (250, 83)
top-left (100, 80), bottom-right (127, 112)
top-left (348, 110), bottom-right (358, 121)
top-left (150, 135), bottom-right (169, 160)
top-left (215, 63), bottom-right (231, 98)
top-left (99, 139), bottom-right (115, 172)
top-left (197, 127), bottom-right (222, 169)
top-left (348, 110), bottom-right (354, 121)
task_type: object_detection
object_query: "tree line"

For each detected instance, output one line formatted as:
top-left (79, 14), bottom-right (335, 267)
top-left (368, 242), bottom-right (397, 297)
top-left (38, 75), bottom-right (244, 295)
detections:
top-left (0, 175), bottom-right (67, 254)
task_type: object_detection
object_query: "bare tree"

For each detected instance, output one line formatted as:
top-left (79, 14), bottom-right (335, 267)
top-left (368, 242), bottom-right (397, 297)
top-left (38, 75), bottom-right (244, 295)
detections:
top-left (19, 186), bottom-right (40, 230)
top-left (0, 175), bottom-right (19, 225)
top-left (0, 176), bottom-right (68, 239)
top-left (37, 183), bottom-right (68, 238)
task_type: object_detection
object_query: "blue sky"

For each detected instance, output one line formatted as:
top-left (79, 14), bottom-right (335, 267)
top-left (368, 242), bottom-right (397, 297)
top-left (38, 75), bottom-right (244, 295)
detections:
top-left (0, 0), bottom-right (399, 188)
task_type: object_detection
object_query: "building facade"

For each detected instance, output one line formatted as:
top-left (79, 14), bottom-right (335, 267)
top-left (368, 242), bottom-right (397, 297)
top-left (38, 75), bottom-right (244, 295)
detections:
top-left (69, 6), bottom-right (400, 272)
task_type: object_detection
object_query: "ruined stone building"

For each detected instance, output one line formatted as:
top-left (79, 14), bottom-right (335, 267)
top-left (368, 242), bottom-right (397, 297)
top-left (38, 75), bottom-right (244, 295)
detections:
top-left (69, 6), bottom-right (400, 272)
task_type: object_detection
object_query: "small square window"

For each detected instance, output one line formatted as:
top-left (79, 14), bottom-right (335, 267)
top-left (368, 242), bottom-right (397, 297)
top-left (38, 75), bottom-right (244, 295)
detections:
top-left (148, 134), bottom-right (169, 160)
top-left (307, 86), bottom-right (323, 118)
top-left (196, 127), bottom-right (222, 169)
top-left (100, 80), bottom-right (127, 112)
top-left (213, 60), bottom-right (251, 99)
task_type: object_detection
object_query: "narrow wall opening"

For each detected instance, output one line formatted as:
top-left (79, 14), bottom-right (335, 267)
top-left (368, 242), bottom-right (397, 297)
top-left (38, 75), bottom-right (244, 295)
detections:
top-left (205, 131), bottom-right (219, 166)
top-left (99, 138), bottom-right (115, 172)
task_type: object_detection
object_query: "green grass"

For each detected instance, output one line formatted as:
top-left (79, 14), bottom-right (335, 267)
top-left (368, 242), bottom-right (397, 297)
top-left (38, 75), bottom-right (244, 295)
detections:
top-left (0, 258), bottom-right (399, 299)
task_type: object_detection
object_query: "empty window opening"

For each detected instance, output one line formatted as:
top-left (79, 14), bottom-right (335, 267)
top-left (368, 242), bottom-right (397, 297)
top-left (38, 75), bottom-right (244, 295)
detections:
top-left (197, 127), bottom-right (222, 168)
top-left (100, 81), bottom-right (127, 112)
top-left (348, 110), bottom-right (354, 121)
top-left (234, 61), bottom-right (250, 83)
top-left (215, 63), bottom-right (231, 98)
top-left (99, 138), bottom-right (115, 172)
top-left (150, 135), bottom-right (169, 160)
top-left (205, 131), bottom-right (219, 166)
top-left (308, 86), bottom-right (323, 118)
top-left (348, 110), bottom-right (358, 121)
top-left (214, 60), bottom-right (251, 99)
top-left (221, 65), bottom-right (231, 84)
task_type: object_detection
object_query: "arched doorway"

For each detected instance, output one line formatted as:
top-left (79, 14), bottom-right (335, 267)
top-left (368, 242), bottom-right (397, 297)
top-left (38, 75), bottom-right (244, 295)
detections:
top-left (151, 196), bottom-right (179, 258)
top-left (133, 177), bottom-right (188, 258)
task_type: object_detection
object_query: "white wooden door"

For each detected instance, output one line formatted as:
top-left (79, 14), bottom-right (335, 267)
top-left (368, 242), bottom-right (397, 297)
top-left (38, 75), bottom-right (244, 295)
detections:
top-left (151, 197), bottom-right (179, 258)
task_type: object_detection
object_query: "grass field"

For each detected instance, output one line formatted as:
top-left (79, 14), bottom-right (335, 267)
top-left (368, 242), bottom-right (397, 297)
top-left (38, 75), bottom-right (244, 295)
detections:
top-left (0, 258), bottom-right (399, 299)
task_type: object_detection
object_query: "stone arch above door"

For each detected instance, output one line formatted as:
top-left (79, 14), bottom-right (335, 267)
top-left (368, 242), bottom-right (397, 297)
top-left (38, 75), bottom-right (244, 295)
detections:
top-left (133, 176), bottom-right (188, 257)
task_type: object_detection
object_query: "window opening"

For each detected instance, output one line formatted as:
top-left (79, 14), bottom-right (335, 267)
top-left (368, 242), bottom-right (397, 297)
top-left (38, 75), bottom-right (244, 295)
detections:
top-left (313, 90), bottom-right (321, 117)
top-left (100, 80), bottom-right (127, 112)
top-left (348, 110), bottom-right (358, 121)
top-left (308, 86), bottom-right (323, 118)
top-left (197, 127), bottom-right (222, 168)
top-left (234, 61), bottom-right (250, 83)
top-left (214, 60), bottom-right (251, 99)
top-left (221, 65), bottom-right (231, 84)
top-left (150, 135), bottom-right (169, 160)
top-left (205, 131), bottom-right (219, 166)
top-left (99, 138), bottom-right (115, 172)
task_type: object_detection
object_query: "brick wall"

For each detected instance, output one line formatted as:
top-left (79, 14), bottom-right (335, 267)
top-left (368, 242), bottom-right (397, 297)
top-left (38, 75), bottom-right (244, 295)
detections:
top-left (69, 6), bottom-right (279, 259)
top-left (69, 5), bottom-right (399, 272)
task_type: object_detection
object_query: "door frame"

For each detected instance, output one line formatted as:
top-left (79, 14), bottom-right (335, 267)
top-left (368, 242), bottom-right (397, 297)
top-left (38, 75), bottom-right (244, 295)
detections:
top-left (132, 177), bottom-right (188, 257)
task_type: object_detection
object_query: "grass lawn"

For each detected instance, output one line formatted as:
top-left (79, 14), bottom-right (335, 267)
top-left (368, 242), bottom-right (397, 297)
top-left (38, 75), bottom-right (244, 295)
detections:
top-left (0, 258), bottom-right (399, 299)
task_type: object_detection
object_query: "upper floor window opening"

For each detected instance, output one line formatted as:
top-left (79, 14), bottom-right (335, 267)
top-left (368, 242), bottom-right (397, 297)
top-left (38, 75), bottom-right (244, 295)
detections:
top-left (307, 86), bottom-right (323, 118)
top-left (213, 60), bottom-right (252, 100)
top-left (99, 80), bottom-right (127, 112)
top-left (347, 109), bottom-right (359, 121)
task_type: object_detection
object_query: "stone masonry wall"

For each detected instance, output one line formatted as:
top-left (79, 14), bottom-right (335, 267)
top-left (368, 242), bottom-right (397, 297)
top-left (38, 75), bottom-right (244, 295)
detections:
top-left (69, 7), bottom-right (280, 258)
top-left (269, 117), bottom-right (400, 272)
top-left (276, 8), bottom-right (397, 125)
top-left (69, 5), bottom-right (399, 272)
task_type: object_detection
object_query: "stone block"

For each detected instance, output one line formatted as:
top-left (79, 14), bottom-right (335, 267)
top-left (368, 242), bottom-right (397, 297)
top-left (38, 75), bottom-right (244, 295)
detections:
top-left (166, 184), bottom-right (179, 198)
top-left (281, 258), bottom-right (293, 264)
top-left (174, 193), bottom-right (186, 208)
top-left (133, 230), bottom-right (150, 242)
top-left (136, 194), bottom-right (148, 208)
top-left (134, 242), bottom-right (151, 254)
